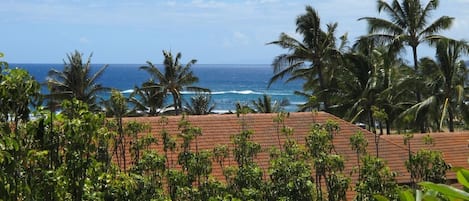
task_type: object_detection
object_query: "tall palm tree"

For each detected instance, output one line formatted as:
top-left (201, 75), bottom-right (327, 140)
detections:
top-left (360, 0), bottom-right (453, 72)
top-left (435, 39), bottom-right (469, 131)
top-left (268, 5), bottom-right (346, 111)
top-left (404, 39), bottom-right (469, 132)
top-left (334, 49), bottom-right (381, 133)
top-left (140, 50), bottom-right (208, 115)
top-left (360, 0), bottom-right (454, 132)
top-left (47, 50), bottom-right (109, 111)
top-left (331, 36), bottom-right (413, 134)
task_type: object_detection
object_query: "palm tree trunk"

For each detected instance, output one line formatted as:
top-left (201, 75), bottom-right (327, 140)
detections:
top-left (172, 92), bottom-right (179, 115)
top-left (412, 46), bottom-right (426, 133)
top-left (379, 121), bottom-right (383, 135)
top-left (316, 62), bottom-right (329, 111)
top-left (448, 106), bottom-right (455, 132)
top-left (386, 119), bottom-right (391, 135)
top-left (368, 109), bottom-right (376, 134)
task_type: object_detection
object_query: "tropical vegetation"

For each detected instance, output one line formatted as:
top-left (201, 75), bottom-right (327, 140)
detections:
top-left (47, 50), bottom-right (109, 112)
top-left (1, 0), bottom-right (469, 200)
top-left (269, 0), bottom-right (469, 133)
top-left (139, 50), bottom-right (209, 115)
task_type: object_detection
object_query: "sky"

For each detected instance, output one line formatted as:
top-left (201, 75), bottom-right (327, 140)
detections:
top-left (1, 0), bottom-right (468, 64)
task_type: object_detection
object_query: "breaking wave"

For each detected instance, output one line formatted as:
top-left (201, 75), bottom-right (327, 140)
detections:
top-left (181, 90), bottom-right (291, 96)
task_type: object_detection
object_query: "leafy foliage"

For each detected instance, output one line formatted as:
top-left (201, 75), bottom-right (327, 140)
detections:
top-left (2, 0), bottom-right (469, 199)
top-left (306, 121), bottom-right (350, 201)
top-left (47, 50), bottom-right (109, 112)
top-left (355, 155), bottom-right (399, 201)
top-left (406, 149), bottom-right (451, 184)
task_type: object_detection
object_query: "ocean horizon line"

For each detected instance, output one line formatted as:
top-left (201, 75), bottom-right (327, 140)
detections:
top-left (18, 63), bottom-right (305, 112)
top-left (9, 63), bottom-right (274, 67)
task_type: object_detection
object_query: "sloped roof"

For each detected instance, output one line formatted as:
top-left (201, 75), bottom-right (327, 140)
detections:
top-left (381, 132), bottom-right (469, 183)
top-left (118, 112), bottom-right (469, 199)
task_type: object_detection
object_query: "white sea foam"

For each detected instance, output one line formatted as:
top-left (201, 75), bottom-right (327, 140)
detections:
top-left (214, 90), bottom-right (261, 95)
top-left (210, 90), bottom-right (291, 95)
top-left (212, 109), bottom-right (233, 114)
top-left (181, 90), bottom-right (262, 95)
top-left (121, 89), bottom-right (134, 94)
top-left (122, 89), bottom-right (290, 96)
top-left (290, 101), bottom-right (307, 105)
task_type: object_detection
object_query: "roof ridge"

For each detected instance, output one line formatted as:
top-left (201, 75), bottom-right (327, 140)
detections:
top-left (378, 134), bottom-right (413, 153)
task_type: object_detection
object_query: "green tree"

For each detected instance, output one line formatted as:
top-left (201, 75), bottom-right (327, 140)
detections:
top-left (47, 51), bottom-right (109, 112)
top-left (268, 115), bottom-right (315, 201)
top-left (333, 36), bottom-right (408, 134)
top-left (406, 149), bottom-right (450, 185)
top-left (56, 99), bottom-right (109, 201)
top-left (163, 116), bottom-right (219, 200)
top-left (104, 90), bottom-right (128, 171)
top-left (0, 65), bottom-right (41, 200)
top-left (126, 121), bottom-right (153, 168)
top-left (129, 81), bottom-right (166, 116)
top-left (407, 38), bottom-right (469, 132)
top-left (403, 135), bottom-right (450, 189)
top-left (131, 150), bottom-right (167, 200)
top-left (360, 0), bottom-right (454, 132)
top-left (355, 155), bottom-right (399, 201)
top-left (234, 102), bottom-right (255, 114)
top-left (268, 5), bottom-right (346, 111)
top-left (159, 116), bottom-right (177, 169)
top-left (336, 49), bottom-right (381, 132)
top-left (140, 50), bottom-right (208, 115)
top-left (251, 94), bottom-right (289, 113)
top-left (350, 131), bottom-right (368, 180)
top-left (227, 112), bottom-right (264, 200)
top-left (306, 121), bottom-right (350, 201)
top-left (184, 93), bottom-right (216, 115)
top-left (105, 90), bottom-right (129, 118)
top-left (360, 0), bottom-right (453, 73)
top-left (0, 68), bottom-right (40, 129)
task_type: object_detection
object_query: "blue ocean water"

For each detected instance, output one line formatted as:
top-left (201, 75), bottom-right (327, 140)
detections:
top-left (13, 63), bottom-right (306, 113)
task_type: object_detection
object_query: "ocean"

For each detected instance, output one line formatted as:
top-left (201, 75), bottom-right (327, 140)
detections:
top-left (13, 63), bottom-right (306, 113)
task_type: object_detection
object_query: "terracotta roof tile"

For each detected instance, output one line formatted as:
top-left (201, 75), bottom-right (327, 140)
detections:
top-left (114, 112), bottom-right (469, 200)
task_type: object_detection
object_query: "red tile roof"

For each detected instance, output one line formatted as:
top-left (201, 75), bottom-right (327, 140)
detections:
top-left (116, 112), bottom-right (469, 199)
top-left (380, 132), bottom-right (469, 183)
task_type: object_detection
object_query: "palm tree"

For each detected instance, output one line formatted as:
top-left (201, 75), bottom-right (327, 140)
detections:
top-left (360, 0), bottom-right (453, 72)
top-left (128, 81), bottom-right (166, 116)
top-left (404, 38), bottom-right (469, 132)
top-left (251, 94), bottom-right (289, 113)
top-left (47, 50), bottom-right (109, 111)
top-left (184, 93), bottom-right (216, 115)
top-left (103, 89), bottom-right (129, 117)
top-left (331, 36), bottom-right (413, 134)
top-left (360, 0), bottom-right (454, 132)
top-left (140, 50), bottom-right (208, 115)
top-left (268, 5), bottom-right (346, 111)
top-left (334, 49), bottom-right (381, 133)
top-left (435, 39), bottom-right (469, 131)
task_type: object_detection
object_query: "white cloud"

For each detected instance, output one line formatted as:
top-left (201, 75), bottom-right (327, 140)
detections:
top-left (223, 31), bottom-right (250, 48)
top-left (79, 37), bottom-right (90, 44)
top-left (190, 0), bottom-right (227, 8)
top-left (2, 0), bottom-right (469, 63)
top-left (244, 0), bottom-right (280, 5)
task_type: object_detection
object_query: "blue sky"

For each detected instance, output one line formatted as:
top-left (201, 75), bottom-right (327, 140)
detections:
top-left (1, 0), bottom-right (468, 64)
